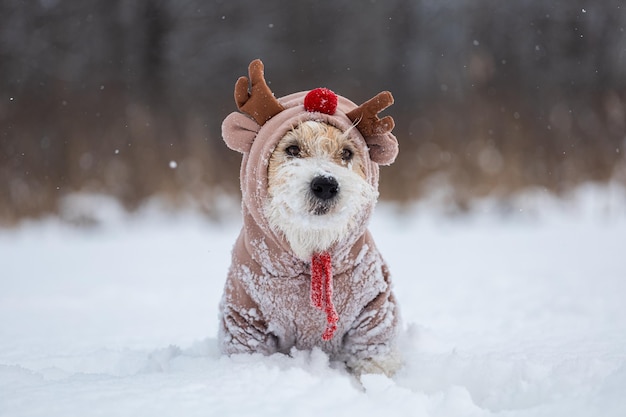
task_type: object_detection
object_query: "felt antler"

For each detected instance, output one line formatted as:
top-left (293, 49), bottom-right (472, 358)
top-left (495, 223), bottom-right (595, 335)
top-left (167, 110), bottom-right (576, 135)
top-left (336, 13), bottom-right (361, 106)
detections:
top-left (234, 59), bottom-right (285, 125)
top-left (346, 91), bottom-right (395, 136)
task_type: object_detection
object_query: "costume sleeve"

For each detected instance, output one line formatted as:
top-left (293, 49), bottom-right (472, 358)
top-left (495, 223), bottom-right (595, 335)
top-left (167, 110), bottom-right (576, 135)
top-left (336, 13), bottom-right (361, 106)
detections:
top-left (218, 271), bottom-right (279, 355)
top-left (341, 262), bottom-right (402, 376)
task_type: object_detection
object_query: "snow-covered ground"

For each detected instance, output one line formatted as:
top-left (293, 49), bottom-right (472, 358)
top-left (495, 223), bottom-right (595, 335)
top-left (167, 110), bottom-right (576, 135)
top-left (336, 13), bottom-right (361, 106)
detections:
top-left (1, 184), bottom-right (626, 417)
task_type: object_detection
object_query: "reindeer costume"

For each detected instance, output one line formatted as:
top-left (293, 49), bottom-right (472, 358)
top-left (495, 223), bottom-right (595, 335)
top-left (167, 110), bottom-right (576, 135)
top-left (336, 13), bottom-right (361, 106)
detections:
top-left (219, 59), bottom-right (401, 375)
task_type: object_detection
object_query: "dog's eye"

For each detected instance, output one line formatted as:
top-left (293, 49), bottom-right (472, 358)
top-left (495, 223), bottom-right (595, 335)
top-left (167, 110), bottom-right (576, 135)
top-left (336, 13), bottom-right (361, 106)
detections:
top-left (285, 145), bottom-right (301, 157)
top-left (341, 148), bottom-right (353, 162)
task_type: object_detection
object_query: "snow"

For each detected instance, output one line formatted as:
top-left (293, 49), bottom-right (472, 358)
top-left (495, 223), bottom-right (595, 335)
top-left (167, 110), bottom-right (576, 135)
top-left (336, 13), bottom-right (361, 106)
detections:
top-left (1, 184), bottom-right (626, 417)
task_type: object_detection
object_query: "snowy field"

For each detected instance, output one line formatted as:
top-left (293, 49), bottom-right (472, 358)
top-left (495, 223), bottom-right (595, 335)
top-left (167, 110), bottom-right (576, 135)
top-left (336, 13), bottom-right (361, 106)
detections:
top-left (1, 184), bottom-right (626, 417)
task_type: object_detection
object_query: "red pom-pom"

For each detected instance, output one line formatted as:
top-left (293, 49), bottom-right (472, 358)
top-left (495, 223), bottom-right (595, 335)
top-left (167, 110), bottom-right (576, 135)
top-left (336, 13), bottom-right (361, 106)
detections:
top-left (304, 88), bottom-right (338, 115)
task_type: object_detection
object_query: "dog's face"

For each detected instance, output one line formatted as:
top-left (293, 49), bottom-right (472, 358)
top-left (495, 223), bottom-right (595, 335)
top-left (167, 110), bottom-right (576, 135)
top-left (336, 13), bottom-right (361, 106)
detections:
top-left (265, 121), bottom-right (378, 260)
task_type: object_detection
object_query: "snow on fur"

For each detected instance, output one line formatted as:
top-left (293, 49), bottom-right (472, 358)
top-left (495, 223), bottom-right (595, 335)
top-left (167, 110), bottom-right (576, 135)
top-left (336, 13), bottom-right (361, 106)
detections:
top-left (265, 155), bottom-right (377, 260)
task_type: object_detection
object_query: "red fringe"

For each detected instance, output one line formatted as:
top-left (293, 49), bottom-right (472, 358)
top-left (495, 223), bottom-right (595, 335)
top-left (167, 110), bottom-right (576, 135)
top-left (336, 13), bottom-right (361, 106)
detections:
top-left (311, 251), bottom-right (338, 340)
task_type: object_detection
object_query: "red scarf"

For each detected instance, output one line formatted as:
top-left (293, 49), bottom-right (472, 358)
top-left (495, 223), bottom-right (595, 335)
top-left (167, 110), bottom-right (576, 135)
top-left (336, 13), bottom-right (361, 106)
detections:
top-left (310, 252), bottom-right (339, 340)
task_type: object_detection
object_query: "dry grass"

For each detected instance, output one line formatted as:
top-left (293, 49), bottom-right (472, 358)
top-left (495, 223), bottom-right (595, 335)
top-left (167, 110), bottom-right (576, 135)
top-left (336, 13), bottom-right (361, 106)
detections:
top-left (1, 88), bottom-right (625, 225)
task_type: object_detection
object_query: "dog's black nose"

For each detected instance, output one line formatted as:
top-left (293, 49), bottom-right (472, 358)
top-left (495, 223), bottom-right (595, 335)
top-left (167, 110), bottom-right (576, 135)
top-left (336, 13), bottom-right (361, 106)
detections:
top-left (310, 176), bottom-right (339, 200)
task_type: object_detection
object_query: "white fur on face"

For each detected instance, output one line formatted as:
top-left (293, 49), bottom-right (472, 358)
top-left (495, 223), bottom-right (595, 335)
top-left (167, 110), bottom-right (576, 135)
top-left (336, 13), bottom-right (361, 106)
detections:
top-left (265, 121), bottom-right (378, 260)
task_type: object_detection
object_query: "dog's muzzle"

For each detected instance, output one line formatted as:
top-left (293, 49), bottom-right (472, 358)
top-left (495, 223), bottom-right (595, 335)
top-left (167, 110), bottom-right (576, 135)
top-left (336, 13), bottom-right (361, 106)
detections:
top-left (309, 175), bottom-right (339, 215)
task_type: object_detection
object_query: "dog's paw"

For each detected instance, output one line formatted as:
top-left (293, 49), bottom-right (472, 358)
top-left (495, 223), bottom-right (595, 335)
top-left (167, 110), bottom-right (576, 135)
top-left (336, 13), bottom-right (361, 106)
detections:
top-left (347, 351), bottom-right (403, 378)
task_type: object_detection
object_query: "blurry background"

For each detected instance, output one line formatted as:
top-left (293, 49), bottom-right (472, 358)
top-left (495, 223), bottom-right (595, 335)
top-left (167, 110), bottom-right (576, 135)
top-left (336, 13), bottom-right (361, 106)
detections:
top-left (1, 0), bottom-right (625, 224)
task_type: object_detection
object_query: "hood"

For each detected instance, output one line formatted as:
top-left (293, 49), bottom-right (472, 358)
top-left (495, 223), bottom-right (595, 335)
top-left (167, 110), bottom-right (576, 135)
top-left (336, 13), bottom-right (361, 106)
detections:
top-left (221, 59), bottom-right (398, 273)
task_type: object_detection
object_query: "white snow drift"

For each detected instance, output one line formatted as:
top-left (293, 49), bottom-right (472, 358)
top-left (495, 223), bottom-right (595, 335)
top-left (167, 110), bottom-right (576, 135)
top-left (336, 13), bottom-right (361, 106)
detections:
top-left (1, 184), bottom-right (625, 417)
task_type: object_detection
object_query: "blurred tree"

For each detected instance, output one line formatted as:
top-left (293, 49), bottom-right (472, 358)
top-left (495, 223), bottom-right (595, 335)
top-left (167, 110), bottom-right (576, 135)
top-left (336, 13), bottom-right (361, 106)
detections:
top-left (0, 0), bottom-right (625, 222)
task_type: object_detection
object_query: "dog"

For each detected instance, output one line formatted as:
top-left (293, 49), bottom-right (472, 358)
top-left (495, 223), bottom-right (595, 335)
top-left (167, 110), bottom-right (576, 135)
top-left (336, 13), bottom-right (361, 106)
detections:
top-left (218, 59), bottom-right (401, 376)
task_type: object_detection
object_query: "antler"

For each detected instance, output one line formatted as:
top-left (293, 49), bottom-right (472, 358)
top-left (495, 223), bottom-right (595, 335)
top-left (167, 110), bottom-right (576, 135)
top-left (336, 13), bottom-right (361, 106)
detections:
top-left (234, 59), bottom-right (285, 125)
top-left (346, 91), bottom-right (395, 136)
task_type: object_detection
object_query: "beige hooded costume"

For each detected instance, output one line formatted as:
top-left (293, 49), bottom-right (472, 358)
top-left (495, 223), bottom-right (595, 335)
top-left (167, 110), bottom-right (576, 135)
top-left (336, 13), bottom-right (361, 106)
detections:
top-left (218, 60), bottom-right (401, 374)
